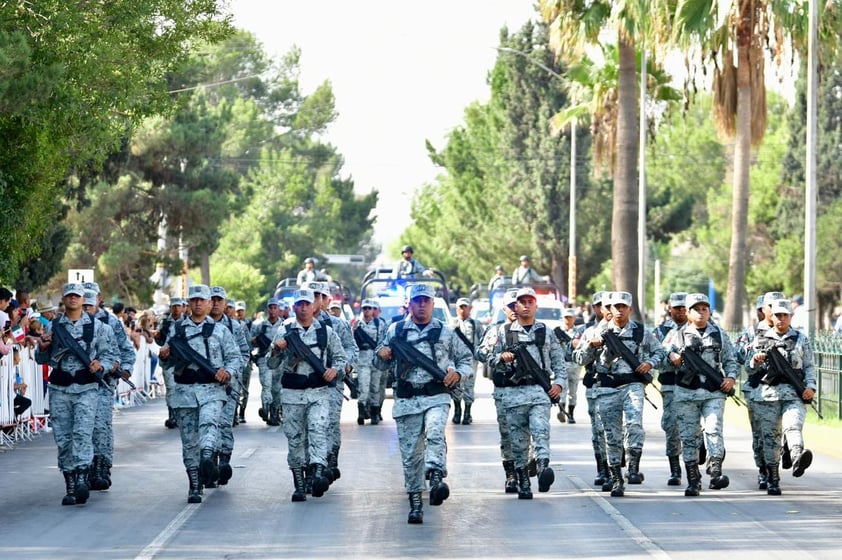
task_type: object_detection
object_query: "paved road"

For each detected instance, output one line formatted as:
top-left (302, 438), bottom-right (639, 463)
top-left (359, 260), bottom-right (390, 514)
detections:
top-left (1, 377), bottom-right (841, 559)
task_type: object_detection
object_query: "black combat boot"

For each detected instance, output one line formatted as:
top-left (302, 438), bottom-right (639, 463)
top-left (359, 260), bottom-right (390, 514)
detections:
top-left (187, 466), bottom-right (202, 503)
top-left (503, 460), bottom-right (518, 494)
top-left (527, 457), bottom-right (538, 478)
top-left (516, 467), bottom-right (533, 500)
top-left (609, 465), bottom-right (625, 497)
top-left (708, 456), bottom-right (730, 489)
top-left (593, 454), bottom-right (609, 487)
top-left (757, 465), bottom-right (769, 490)
top-left (90, 456), bottom-right (107, 491)
top-left (258, 405), bottom-right (269, 423)
top-left (407, 492), bottom-right (424, 524)
top-left (626, 448), bottom-right (644, 484)
top-left (557, 406), bottom-right (566, 423)
top-left (62, 471), bottom-right (76, 506)
top-left (311, 464), bottom-right (330, 498)
top-left (452, 399), bottom-right (462, 424)
top-left (291, 467), bottom-right (307, 502)
top-left (329, 447), bottom-right (341, 482)
top-left (567, 405), bottom-right (576, 424)
top-left (200, 448), bottom-right (219, 488)
top-left (267, 404), bottom-right (280, 427)
top-left (462, 403), bottom-right (472, 425)
top-left (74, 467), bottom-right (90, 504)
top-left (165, 406), bottom-right (178, 429)
top-left (238, 405), bottom-right (247, 424)
top-left (667, 455), bottom-right (682, 486)
top-left (791, 445), bottom-right (813, 477)
top-left (767, 464), bottom-right (782, 495)
top-left (537, 458), bottom-right (555, 492)
top-left (684, 461), bottom-right (701, 496)
top-left (218, 452), bottom-right (233, 485)
top-left (357, 402), bottom-right (367, 425)
top-left (428, 468), bottom-right (450, 506)
top-left (698, 442), bottom-right (707, 468)
top-left (781, 438), bottom-right (792, 469)
top-left (370, 405), bottom-right (380, 425)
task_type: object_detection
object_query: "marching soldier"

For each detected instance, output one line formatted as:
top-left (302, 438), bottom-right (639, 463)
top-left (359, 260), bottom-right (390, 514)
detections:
top-left (35, 283), bottom-right (118, 506)
top-left (158, 284), bottom-right (242, 503)
top-left (745, 298), bottom-right (816, 495)
top-left (664, 293), bottom-right (738, 496)
top-left (653, 292), bottom-right (688, 486)
top-left (352, 298), bottom-right (388, 425)
top-left (268, 289), bottom-right (347, 502)
top-left (234, 300), bottom-right (253, 423)
top-left (483, 287), bottom-right (566, 500)
top-left (82, 284), bottom-right (137, 492)
top-left (209, 286), bottom-right (251, 486)
top-left (452, 297), bottom-right (483, 425)
top-left (576, 291), bottom-right (664, 497)
top-left (374, 283), bottom-right (472, 524)
top-left (558, 307), bottom-right (580, 424)
top-left (574, 291), bottom-right (610, 488)
top-left (251, 298), bottom-right (285, 426)
top-left (155, 297), bottom-right (187, 429)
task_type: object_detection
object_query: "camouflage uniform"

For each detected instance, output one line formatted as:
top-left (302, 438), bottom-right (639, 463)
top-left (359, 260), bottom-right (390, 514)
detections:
top-left (484, 319), bottom-right (566, 495)
top-left (251, 315), bottom-right (284, 421)
top-left (745, 321), bottom-right (816, 489)
top-left (162, 316), bottom-right (241, 470)
top-left (91, 303), bottom-right (137, 487)
top-left (215, 313), bottom-right (251, 457)
top-left (478, 324), bottom-right (516, 464)
top-left (558, 323), bottom-right (581, 412)
top-left (574, 317), bottom-right (609, 485)
top-left (352, 314), bottom-right (388, 417)
top-left (274, 317), bottom-right (346, 472)
top-left (35, 298), bottom-right (117, 505)
top-left (734, 321), bottom-right (766, 476)
top-left (373, 318), bottom-right (473, 494)
top-left (666, 320), bottom-right (738, 492)
top-left (576, 315), bottom-right (664, 490)
top-left (654, 319), bottom-right (683, 460)
top-left (452, 314), bottom-right (483, 422)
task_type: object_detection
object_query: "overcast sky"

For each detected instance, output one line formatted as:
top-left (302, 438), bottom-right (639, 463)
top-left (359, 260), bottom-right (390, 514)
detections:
top-left (230, 0), bottom-right (535, 252)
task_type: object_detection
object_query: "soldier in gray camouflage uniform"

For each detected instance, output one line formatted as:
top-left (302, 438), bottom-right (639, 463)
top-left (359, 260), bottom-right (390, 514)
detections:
top-left (558, 307), bottom-right (580, 423)
top-left (82, 284), bottom-right (137, 492)
top-left (158, 284), bottom-right (242, 504)
top-left (269, 289), bottom-right (347, 502)
top-left (653, 292), bottom-right (688, 486)
top-left (452, 297), bottom-right (483, 425)
top-left (483, 287), bottom-right (566, 500)
top-left (309, 281), bottom-right (358, 483)
top-left (353, 298), bottom-right (388, 425)
top-left (745, 298), bottom-right (816, 495)
top-left (664, 293), bottom-right (738, 496)
top-left (251, 298), bottom-right (285, 426)
top-left (374, 283), bottom-right (472, 524)
top-left (209, 286), bottom-right (251, 487)
top-left (574, 292), bottom-right (610, 488)
top-left (155, 297), bottom-right (187, 429)
top-left (35, 283), bottom-right (118, 506)
top-left (576, 291), bottom-right (664, 497)
top-left (234, 301), bottom-right (253, 423)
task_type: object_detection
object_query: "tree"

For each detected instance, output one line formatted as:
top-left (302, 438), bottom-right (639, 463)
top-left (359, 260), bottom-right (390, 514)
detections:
top-left (0, 1), bottom-right (232, 283)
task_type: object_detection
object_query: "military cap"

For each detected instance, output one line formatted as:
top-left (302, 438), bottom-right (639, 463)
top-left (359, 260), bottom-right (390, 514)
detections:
top-left (293, 289), bottom-right (315, 304)
top-left (210, 286), bottom-right (227, 299)
top-left (170, 297), bottom-right (186, 306)
top-left (685, 293), bottom-right (710, 309)
top-left (62, 283), bottom-right (85, 297)
top-left (329, 300), bottom-right (342, 310)
top-left (82, 282), bottom-right (101, 295)
top-left (456, 297), bottom-right (471, 307)
top-left (771, 299), bottom-right (792, 315)
top-left (515, 287), bottom-right (537, 300)
top-left (235, 301), bottom-right (246, 311)
top-left (83, 290), bottom-right (98, 307)
top-left (267, 297), bottom-right (280, 308)
top-left (606, 291), bottom-right (633, 307)
top-left (188, 284), bottom-right (211, 300)
top-left (562, 307), bottom-right (576, 318)
top-left (409, 284), bottom-right (435, 300)
top-left (304, 257), bottom-right (315, 264)
top-left (755, 295), bottom-right (765, 310)
top-left (668, 292), bottom-right (687, 307)
top-left (592, 291), bottom-right (605, 305)
top-left (763, 291), bottom-right (786, 305)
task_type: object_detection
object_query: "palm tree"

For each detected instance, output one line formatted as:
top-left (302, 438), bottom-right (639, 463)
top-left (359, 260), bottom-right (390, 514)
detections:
top-left (674, 0), bottom-right (842, 329)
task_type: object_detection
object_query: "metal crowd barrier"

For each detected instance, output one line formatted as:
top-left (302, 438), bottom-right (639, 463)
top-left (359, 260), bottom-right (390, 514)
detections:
top-left (0, 337), bottom-right (161, 450)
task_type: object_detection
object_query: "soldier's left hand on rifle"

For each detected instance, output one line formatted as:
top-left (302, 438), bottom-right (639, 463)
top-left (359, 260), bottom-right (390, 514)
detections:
top-left (720, 377), bottom-right (736, 394)
top-left (377, 346), bottom-right (392, 361)
top-left (273, 338), bottom-right (288, 353)
top-left (547, 383), bottom-right (563, 400)
top-left (323, 367), bottom-right (338, 383)
top-left (499, 351), bottom-right (515, 363)
top-left (215, 368), bottom-right (230, 384)
top-left (443, 367), bottom-right (461, 388)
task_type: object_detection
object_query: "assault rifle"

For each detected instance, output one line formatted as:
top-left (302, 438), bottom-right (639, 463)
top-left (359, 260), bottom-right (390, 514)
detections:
top-left (679, 344), bottom-right (745, 406)
top-left (553, 326), bottom-right (571, 345)
top-left (50, 323), bottom-right (107, 389)
top-left (389, 336), bottom-right (463, 401)
top-left (508, 342), bottom-right (568, 421)
top-left (253, 330), bottom-right (273, 356)
top-left (284, 329), bottom-right (351, 400)
top-left (168, 335), bottom-right (223, 384)
top-left (600, 329), bottom-right (659, 409)
top-left (761, 343), bottom-right (823, 419)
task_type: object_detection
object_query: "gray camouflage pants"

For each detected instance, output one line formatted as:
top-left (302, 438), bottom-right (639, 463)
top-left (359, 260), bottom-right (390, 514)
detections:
top-left (327, 386), bottom-right (343, 453)
top-left (395, 402), bottom-right (449, 493)
top-left (257, 359), bottom-right (281, 409)
top-left (50, 387), bottom-right (98, 472)
top-left (492, 387), bottom-right (514, 461)
top-left (356, 362), bottom-right (382, 407)
top-left (283, 398), bottom-right (330, 468)
top-left (753, 399), bottom-right (806, 466)
top-left (565, 362), bottom-right (580, 407)
top-left (506, 402), bottom-right (551, 470)
top-left (176, 400), bottom-right (224, 469)
top-left (675, 396), bottom-right (726, 463)
top-left (218, 377), bottom-right (240, 454)
top-left (586, 389), bottom-right (606, 458)
top-left (92, 381), bottom-right (117, 466)
top-left (597, 384), bottom-right (646, 467)
top-left (744, 388), bottom-right (765, 467)
top-left (660, 388), bottom-right (681, 457)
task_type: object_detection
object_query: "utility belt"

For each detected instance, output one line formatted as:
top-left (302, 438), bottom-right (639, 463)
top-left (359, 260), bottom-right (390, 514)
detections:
top-left (582, 366), bottom-right (598, 388)
top-left (760, 368), bottom-right (805, 388)
top-left (282, 371), bottom-right (332, 390)
top-left (175, 368), bottom-right (217, 385)
top-left (394, 379), bottom-right (449, 398)
top-left (658, 371), bottom-right (676, 386)
top-left (49, 368), bottom-right (98, 387)
top-left (492, 369), bottom-right (538, 388)
top-left (357, 343), bottom-right (375, 351)
top-left (596, 368), bottom-right (638, 389)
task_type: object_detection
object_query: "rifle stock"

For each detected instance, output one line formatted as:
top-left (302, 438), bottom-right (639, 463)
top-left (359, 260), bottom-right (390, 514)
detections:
top-left (763, 344), bottom-right (823, 419)
top-left (680, 346), bottom-right (745, 406)
top-left (508, 343), bottom-right (568, 421)
top-left (600, 329), bottom-right (658, 409)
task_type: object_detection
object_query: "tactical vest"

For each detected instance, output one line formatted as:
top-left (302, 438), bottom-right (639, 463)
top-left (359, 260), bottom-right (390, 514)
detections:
top-left (493, 322), bottom-right (546, 388)
top-left (395, 320), bottom-right (442, 363)
top-left (676, 326), bottom-right (723, 390)
top-left (596, 322), bottom-right (644, 388)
